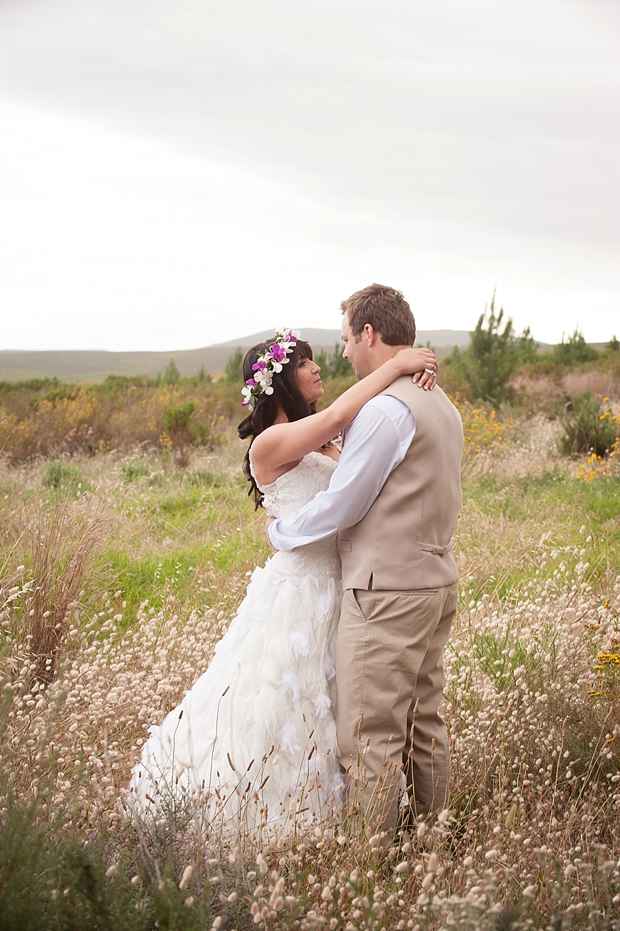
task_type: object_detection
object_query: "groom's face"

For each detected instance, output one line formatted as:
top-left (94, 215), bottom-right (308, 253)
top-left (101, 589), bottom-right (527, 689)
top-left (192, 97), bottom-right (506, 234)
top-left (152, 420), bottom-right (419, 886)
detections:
top-left (341, 315), bottom-right (371, 379)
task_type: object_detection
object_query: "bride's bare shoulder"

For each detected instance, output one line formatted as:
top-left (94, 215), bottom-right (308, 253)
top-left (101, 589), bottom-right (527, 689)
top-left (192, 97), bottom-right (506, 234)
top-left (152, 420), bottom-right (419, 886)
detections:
top-left (249, 428), bottom-right (302, 487)
top-left (248, 423), bottom-right (282, 460)
top-left (249, 422), bottom-right (285, 456)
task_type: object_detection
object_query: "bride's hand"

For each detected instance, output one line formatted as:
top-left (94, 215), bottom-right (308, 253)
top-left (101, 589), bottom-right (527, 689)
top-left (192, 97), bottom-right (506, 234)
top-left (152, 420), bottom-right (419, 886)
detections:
top-left (393, 347), bottom-right (439, 390)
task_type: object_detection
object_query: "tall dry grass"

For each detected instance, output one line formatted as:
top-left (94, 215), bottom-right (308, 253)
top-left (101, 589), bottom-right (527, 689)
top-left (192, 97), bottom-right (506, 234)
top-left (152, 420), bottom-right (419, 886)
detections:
top-left (562, 370), bottom-right (620, 402)
top-left (9, 495), bottom-right (115, 684)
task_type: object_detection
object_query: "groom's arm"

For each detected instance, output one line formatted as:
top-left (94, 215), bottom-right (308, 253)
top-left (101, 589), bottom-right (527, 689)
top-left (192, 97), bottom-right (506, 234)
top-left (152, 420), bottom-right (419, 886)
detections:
top-left (268, 396), bottom-right (414, 551)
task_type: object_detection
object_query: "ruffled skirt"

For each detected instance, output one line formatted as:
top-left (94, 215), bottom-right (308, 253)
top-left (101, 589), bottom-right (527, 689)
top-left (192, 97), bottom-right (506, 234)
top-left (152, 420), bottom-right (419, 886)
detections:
top-left (128, 554), bottom-right (343, 837)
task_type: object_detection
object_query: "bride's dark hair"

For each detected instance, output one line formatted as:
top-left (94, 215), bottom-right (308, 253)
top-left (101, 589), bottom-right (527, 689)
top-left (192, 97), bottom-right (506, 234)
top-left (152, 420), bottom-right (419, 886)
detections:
top-left (237, 338), bottom-right (317, 508)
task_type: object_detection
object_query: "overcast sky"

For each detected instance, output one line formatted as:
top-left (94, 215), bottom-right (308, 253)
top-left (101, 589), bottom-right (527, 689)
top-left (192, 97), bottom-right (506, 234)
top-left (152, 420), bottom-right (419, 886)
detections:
top-left (0, 0), bottom-right (619, 350)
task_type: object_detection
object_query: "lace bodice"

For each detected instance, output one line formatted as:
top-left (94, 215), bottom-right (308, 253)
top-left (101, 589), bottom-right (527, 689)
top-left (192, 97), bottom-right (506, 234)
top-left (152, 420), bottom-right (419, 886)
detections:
top-left (251, 451), bottom-right (341, 583)
top-left (254, 451), bottom-right (338, 519)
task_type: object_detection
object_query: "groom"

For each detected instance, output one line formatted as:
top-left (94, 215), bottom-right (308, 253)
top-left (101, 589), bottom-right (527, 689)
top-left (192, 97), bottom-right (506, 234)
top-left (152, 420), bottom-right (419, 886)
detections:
top-left (268, 283), bottom-right (463, 834)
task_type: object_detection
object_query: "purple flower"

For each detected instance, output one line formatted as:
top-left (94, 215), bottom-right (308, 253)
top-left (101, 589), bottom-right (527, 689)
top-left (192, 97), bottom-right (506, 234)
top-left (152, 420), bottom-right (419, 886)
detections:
top-left (270, 343), bottom-right (287, 364)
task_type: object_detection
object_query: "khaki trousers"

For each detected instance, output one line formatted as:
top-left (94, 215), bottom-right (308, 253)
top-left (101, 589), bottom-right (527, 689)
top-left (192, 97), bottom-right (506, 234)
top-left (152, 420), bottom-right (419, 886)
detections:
top-left (335, 583), bottom-right (458, 834)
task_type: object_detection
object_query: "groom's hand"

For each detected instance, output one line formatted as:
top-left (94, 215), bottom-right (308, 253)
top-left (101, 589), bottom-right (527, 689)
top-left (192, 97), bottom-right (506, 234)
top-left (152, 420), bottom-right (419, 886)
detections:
top-left (265, 516), bottom-right (279, 553)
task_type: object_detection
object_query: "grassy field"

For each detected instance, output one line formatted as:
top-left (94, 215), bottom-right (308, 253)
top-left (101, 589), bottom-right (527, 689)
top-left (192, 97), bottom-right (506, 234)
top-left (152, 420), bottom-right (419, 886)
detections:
top-left (1, 407), bottom-right (620, 929)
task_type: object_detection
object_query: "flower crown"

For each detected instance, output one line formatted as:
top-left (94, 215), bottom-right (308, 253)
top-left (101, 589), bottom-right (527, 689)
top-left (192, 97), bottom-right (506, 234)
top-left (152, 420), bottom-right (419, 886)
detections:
top-left (241, 328), bottom-right (301, 410)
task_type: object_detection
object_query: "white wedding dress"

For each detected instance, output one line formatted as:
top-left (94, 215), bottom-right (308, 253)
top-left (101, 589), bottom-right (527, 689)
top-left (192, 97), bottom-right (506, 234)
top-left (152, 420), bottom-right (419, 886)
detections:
top-left (128, 451), bottom-right (343, 836)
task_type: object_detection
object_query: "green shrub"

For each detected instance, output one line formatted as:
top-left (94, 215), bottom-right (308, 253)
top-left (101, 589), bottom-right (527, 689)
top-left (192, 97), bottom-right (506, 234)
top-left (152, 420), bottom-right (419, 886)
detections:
top-left (120, 462), bottom-right (151, 484)
top-left (42, 462), bottom-right (89, 496)
top-left (162, 402), bottom-right (196, 439)
top-left (0, 376), bottom-right (61, 394)
top-left (315, 343), bottom-right (352, 379)
top-left (224, 347), bottom-right (244, 383)
top-left (558, 390), bottom-right (617, 457)
top-left (553, 329), bottom-right (599, 367)
top-left (445, 293), bottom-right (536, 406)
top-left (41, 385), bottom-right (81, 406)
top-left (162, 359), bottom-right (181, 385)
top-left (434, 359), bottom-right (474, 401)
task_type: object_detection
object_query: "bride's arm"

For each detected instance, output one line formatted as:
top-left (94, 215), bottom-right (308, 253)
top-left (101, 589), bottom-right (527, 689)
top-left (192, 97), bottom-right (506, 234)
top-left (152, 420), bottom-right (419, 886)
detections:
top-left (251, 346), bottom-right (437, 473)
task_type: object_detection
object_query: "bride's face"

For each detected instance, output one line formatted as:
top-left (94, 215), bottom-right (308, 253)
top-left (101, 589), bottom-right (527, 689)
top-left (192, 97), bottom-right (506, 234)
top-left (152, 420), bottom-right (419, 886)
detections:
top-left (295, 354), bottom-right (324, 404)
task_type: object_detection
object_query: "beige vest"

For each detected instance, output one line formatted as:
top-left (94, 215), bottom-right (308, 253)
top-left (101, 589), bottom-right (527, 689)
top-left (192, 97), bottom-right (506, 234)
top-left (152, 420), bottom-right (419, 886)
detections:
top-left (337, 377), bottom-right (463, 591)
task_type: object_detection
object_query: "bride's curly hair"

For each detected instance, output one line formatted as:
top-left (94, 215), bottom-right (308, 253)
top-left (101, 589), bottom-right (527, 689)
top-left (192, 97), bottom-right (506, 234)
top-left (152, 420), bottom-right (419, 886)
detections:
top-left (237, 338), bottom-right (317, 508)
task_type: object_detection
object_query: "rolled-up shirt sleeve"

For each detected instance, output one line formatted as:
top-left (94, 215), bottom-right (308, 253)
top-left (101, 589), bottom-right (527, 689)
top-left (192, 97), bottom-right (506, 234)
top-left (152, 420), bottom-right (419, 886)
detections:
top-left (268, 395), bottom-right (415, 551)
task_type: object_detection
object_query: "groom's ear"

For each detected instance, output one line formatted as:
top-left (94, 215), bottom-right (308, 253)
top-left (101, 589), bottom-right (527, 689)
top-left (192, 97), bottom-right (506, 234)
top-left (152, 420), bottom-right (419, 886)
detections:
top-left (363, 324), bottom-right (377, 347)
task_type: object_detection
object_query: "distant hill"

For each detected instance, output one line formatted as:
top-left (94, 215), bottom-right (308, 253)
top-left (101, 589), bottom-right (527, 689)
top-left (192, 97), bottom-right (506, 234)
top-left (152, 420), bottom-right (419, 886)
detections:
top-left (0, 348), bottom-right (234, 384)
top-left (215, 328), bottom-right (472, 352)
top-left (0, 329), bottom-right (472, 383)
top-left (215, 328), bottom-right (344, 348)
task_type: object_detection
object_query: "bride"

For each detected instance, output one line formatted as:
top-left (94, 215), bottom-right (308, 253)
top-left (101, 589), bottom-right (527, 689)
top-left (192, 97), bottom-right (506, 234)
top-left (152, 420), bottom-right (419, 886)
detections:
top-left (128, 329), bottom-right (437, 836)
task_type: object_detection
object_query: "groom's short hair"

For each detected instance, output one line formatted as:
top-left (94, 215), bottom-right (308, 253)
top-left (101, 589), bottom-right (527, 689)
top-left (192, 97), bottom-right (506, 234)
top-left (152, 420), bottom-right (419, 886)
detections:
top-left (341, 283), bottom-right (416, 346)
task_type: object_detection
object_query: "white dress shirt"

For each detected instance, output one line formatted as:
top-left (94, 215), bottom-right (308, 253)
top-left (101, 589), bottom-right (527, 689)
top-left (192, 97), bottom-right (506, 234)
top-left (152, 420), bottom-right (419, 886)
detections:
top-left (268, 395), bottom-right (416, 551)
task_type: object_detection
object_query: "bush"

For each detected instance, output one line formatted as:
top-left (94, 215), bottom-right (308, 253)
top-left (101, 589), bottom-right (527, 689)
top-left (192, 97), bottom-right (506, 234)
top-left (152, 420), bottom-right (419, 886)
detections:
top-left (42, 461), bottom-right (75, 490)
top-left (446, 293), bottom-right (536, 406)
top-left (42, 461), bottom-right (89, 498)
top-left (553, 329), bottom-right (599, 367)
top-left (224, 347), bottom-right (244, 383)
top-left (162, 360), bottom-right (181, 385)
top-left (120, 461), bottom-right (152, 484)
top-left (315, 343), bottom-right (352, 379)
top-left (558, 390), bottom-right (618, 457)
top-left (0, 380), bottom-right (231, 464)
top-left (434, 360), bottom-right (474, 401)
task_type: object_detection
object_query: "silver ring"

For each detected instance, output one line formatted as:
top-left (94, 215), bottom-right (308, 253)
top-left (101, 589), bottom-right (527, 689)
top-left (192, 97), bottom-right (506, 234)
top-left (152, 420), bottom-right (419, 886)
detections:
top-left (424, 368), bottom-right (437, 377)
